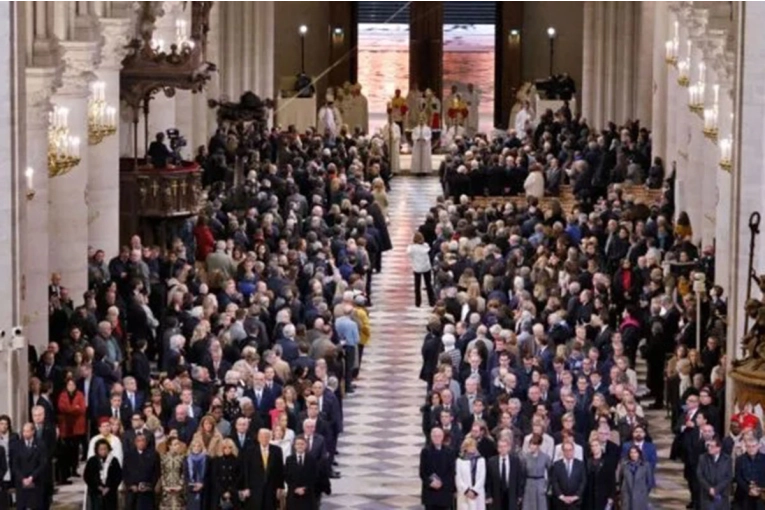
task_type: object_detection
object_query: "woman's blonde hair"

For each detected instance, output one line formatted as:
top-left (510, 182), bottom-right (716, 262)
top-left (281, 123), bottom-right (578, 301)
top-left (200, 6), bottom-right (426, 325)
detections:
top-left (219, 438), bottom-right (239, 457)
top-left (460, 436), bottom-right (477, 456)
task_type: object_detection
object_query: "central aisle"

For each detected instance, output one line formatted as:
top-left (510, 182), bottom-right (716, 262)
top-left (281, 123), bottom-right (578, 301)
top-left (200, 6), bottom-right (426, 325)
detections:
top-left (327, 177), bottom-right (441, 509)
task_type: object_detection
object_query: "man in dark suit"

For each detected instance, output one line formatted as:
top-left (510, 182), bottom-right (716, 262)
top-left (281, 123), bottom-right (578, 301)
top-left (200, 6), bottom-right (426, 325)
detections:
top-left (301, 419), bottom-right (327, 462)
top-left (121, 377), bottom-right (145, 429)
top-left (247, 372), bottom-right (276, 423)
top-left (13, 423), bottom-right (47, 510)
top-left (239, 428), bottom-right (285, 510)
top-left (123, 434), bottom-right (160, 510)
top-left (230, 416), bottom-right (255, 453)
top-left (31, 406), bottom-right (55, 509)
top-left (696, 437), bottom-right (732, 510)
top-left (129, 339), bottom-right (152, 393)
top-left (78, 364), bottom-right (108, 438)
top-left (167, 405), bottom-right (198, 445)
top-left (486, 437), bottom-right (524, 510)
top-left (620, 425), bottom-right (658, 473)
top-left (35, 351), bottom-right (63, 394)
top-left (123, 413), bottom-right (156, 453)
top-left (550, 441), bottom-right (586, 509)
top-left (284, 436), bottom-right (318, 510)
top-left (419, 427), bottom-right (456, 510)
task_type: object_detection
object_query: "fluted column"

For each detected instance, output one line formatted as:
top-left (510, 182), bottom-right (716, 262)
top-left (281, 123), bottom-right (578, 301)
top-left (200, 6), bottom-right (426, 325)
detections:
top-left (651, 2), bottom-right (669, 160)
top-left (2, 2), bottom-right (30, 426)
top-left (592, 2), bottom-right (606, 129)
top-left (256, 1), bottom-right (275, 103)
top-left (24, 68), bottom-right (58, 354)
top-left (50, 40), bottom-right (100, 304)
top-left (636, 2), bottom-right (655, 124)
top-left (204, 2), bottom-right (221, 133)
top-left (616, 2), bottom-right (635, 122)
top-left (581, 2), bottom-right (597, 125)
top-left (88, 18), bottom-right (131, 258)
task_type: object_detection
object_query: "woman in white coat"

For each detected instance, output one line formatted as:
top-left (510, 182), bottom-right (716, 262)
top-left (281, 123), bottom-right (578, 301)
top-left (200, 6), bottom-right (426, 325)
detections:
top-left (455, 437), bottom-right (486, 510)
top-left (524, 164), bottom-right (545, 198)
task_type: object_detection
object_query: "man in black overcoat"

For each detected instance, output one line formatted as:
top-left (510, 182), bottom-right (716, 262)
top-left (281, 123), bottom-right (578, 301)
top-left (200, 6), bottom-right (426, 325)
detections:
top-left (284, 436), bottom-right (318, 510)
top-left (13, 423), bottom-right (46, 510)
top-left (486, 437), bottom-right (525, 510)
top-left (239, 428), bottom-right (285, 510)
top-left (123, 434), bottom-right (160, 510)
top-left (419, 427), bottom-right (456, 510)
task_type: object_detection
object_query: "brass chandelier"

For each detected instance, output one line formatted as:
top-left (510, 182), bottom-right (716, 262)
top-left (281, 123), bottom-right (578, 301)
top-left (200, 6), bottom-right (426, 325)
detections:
top-left (88, 81), bottom-right (117, 145)
top-left (48, 106), bottom-right (81, 177)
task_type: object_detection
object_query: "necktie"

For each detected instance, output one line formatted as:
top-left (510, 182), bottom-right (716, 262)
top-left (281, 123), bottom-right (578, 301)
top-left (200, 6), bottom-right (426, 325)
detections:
top-left (239, 434), bottom-right (245, 445)
top-left (567, 461), bottom-right (572, 478)
top-left (26, 440), bottom-right (31, 449)
top-left (501, 457), bottom-right (508, 486)
top-left (298, 455), bottom-right (303, 466)
top-left (261, 448), bottom-right (269, 469)
top-left (307, 437), bottom-right (313, 452)
top-left (129, 393), bottom-right (135, 410)
top-left (257, 392), bottom-right (262, 405)
top-left (113, 408), bottom-right (118, 419)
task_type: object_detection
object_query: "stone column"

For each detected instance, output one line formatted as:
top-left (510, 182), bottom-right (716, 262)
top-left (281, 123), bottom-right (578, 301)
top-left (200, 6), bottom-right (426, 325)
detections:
top-left (88, 18), bottom-right (131, 258)
top-left (636, 2), bottom-right (655, 125)
top-left (616, 2), bottom-right (635, 123)
top-left (581, 2), bottom-right (597, 125)
top-left (714, 83), bottom-right (735, 296)
top-left (50, 40), bottom-right (100, 304)
top-left (0, 2), bottom-right (30, 425)
top-left (651, 2), bottom-right (669, 161)
top-left (24, 68), bottom-right (58, 354)
top-left (592, 2), bottom-right (606, 130)
top-left (728, 2), bottom-right (765, 361)
top-left (603, 2), bottom-right (617, 124)
top-left (205, 2), bottom-right (221, 134)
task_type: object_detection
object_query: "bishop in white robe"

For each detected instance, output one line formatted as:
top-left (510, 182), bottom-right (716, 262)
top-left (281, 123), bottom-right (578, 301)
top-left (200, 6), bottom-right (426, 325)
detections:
top-left (464, 83), bottom-right (480, 136)
top-left (379, 118), bottom-right (401, 174)
top-left (317, 95), bottom-right (343, 143)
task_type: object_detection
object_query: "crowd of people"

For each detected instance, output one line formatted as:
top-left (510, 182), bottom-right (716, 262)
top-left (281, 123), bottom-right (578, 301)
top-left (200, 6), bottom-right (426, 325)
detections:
top-left (413, 107), bottom-right (765, 510)
top-left (28, 112), bottom-right (398, 509)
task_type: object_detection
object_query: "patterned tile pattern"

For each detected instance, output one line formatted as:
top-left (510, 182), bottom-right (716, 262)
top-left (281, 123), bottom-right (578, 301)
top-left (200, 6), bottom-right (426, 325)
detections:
top-left (51, 176), bottom-right (689, 509)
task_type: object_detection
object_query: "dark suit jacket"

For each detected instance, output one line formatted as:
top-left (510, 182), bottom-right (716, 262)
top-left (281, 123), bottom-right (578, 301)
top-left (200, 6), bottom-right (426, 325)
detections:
top-left (419, 445), bottom-right (456, 508)
top-left (550, 458), bottom-right (586, 509)
top-left (230, 432), bottom-right (255, 453)
top-left (12, 440), bottom-right (47, 509)
top-left (130, 351), bottom-right (152, 393)
top-left (284, 453), bottom-right (318, 510)
top-left (239, 444), bottom-right (285, 510)
top-left (486, 454), bottom-right (525, 510)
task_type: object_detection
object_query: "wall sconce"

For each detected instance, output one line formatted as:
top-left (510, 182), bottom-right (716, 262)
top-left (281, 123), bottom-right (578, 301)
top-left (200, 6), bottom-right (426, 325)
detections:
top-left (88, 81), bottom-right (117, 145)
top-left (509, 29), bottom-right (520, 43)
top-left (48, 105), bottom-right (81, 178)
top-left (332, 27), bottom-right (345, 45)
top-left (703, 84), bottom-right (719, 142)
top-left (688, 61), bottom-right (705, 116)
top-left (719, 135), bottom-right (732, 171)
top-left (677, 40), bottom-right (691, 87)
top-left (25, 167), bottom-right (35, 200)
top-left (665, 21), bottom-right (679, 66)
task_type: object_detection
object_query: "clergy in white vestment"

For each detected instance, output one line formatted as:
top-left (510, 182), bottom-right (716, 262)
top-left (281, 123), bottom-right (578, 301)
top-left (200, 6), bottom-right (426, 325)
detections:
top-left (411, 113), bottom-right (433, 175)
top-left (344, 83), bottom-right (369, 134)
top-left (317, 93), bottom-right (343, 144)
top-left (513, 100), bottom-right (534, 137)
top-left (464, 83), bottom-right (480, 136)
top-left (420, 89), bottom-right (442, 131)
top-left (379, 105), bottom-right (401, 174)
top-left (441, 113), bottom-right (466, 148)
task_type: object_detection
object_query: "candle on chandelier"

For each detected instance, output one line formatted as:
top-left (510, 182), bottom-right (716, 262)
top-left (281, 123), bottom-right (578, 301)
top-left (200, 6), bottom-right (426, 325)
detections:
top-left (25, 167), bottom-right (33, 190)
top-left (106, 106), bottom-right (116, 128)
top-left (720, 137), bottom-right (732, 162)
top-left (71, 137), bottom-right (81, 158)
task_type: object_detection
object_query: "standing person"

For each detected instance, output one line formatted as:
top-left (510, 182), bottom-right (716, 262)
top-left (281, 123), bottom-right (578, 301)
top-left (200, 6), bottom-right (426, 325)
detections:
top-left (212, 439), bottom-right (240, 510)
top-left (284, 436), bottom-right (318, 510)
top-left (407, 232), bottom-right (435, 308)
top-left (734, 438), bottom-right (765, 510)
top-left (419, 427), bottom-right (456, 510)
top-left (13, 423), bottom-right (46, 510)
top-left (486, 437), bottom-right (524, 510)
top-left (696, 437), bottom-right (732, 510)
top-left (56, 377), bottom-right (86, 483)
top-left (411, 113), bottom-right (433, 175)
top-left (317, 93), bottom-right (343, 145)
top-left (583, 439), bottom-right (617, 510)
top-left (380, 111), bottom-right (401, 175)
top-left (0, 416), bottom-right (18, 510)
top-left (123, 434), bottom-right (160, 510)
top-left (550, 441), bottom-right (586, 510)
top-left (184, 438), bottom-right (209, 510)
top-left (456, 437), bottom-right (486, 510)
top-left (83, 438), bottom-right (122, 510)
top-left (522, 435), bottom-right (551, 510)
top-left (239, 428), bottom-right (284, 510)
top-left (619, 446), bottom-right (653, 510)
top-left (159, 436), bottom-right (185, 510)
top-left (464, 83), bottom-right (480, 137)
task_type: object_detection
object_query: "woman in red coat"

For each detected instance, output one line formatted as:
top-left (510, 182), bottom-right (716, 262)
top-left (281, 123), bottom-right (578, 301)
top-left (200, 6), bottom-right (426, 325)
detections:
top-left (57, 377), bottom-right (86, 482)
top-left (193, 215), bottom-right (216, 262)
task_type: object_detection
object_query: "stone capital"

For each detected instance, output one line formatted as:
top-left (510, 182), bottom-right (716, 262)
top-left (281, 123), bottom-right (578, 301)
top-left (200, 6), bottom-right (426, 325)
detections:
top-left (26, 67), bottom-right (61, 131)
top-left (98, 18), bottom-right (134, 71)
top-left (58, 40), bottom-right (101, 97)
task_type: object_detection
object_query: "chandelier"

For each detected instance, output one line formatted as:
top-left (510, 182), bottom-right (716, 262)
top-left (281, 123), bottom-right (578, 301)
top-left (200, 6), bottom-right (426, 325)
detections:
top-left (677, 41), bottom-right (692, 87)
top-left (703, 84), bottom-right (719, 142)
top-left (48, 106), bottom-right (81, 177)
top-left (688, 61), bottom-right (705, 115)
top-left (665, 21), bottom-right (679, 66)
top-left (88, 81), bottom-right (117, 145)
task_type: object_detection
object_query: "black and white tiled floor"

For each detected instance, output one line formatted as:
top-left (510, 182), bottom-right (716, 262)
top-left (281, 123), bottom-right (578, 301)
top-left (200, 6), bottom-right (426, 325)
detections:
top-left (53, 176), bottom-right (687, 509)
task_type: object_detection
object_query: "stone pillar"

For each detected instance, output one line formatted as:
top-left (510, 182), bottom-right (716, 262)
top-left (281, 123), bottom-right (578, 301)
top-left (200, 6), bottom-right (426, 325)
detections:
top-left (89, 18), bottom-right (131, 258)
top-left (592, 2), bottom-right (606, 129)
top-left (728, 2), bottom-right (765, 361)
top-left (24, 68), bottom-right (58, 354)
top-left (256, 1), bottom-right (275, 103)
top-left (714, 86), bottom-right (734, 296)
top-left (0, 1), bottom-right (30, 426)
top-left (205, 2), bottom-right (221, 135)
top-left (616, 2), bottom-right (635, 123)
top-left (409, 2), bottom-right (443, 94)
top-left (581, 2), bottom-right (597, 125)
top-left (636, 2), bottom-right (655, 125)
top-left (50, 40), bottom-right (100, 304)
top-left (651, 2), bottom-right (669, 161)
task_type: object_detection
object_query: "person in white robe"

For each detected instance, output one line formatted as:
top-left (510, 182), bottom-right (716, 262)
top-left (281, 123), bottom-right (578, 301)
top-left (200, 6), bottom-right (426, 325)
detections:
top-left (344, 83), bottom-right (369, 134)
top-left (464, 83), bottom-right (480, 136)
top-left (441, 111), bottom-right (466, 148)
top-left (379, 106), bottom-right (401, 174)
top-left (317, 93), bottom-right (343, 144)
top-left (411, 113), bottom-right (433, 175)
top-left (514, 100), bottom-right (534, 138)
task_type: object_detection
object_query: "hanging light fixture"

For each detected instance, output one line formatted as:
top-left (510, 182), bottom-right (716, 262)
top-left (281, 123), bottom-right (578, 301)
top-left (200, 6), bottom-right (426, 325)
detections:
top-left (48, 105), bottom-right (81, 177)
top-left (88, 81), bottom-right (118, 145)
top-left (719, 136), bottom-right (732, 171)
top-left (688, 61), bottom-right (705, 115)
top-left (677, 40), bottom-right (691, 87)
